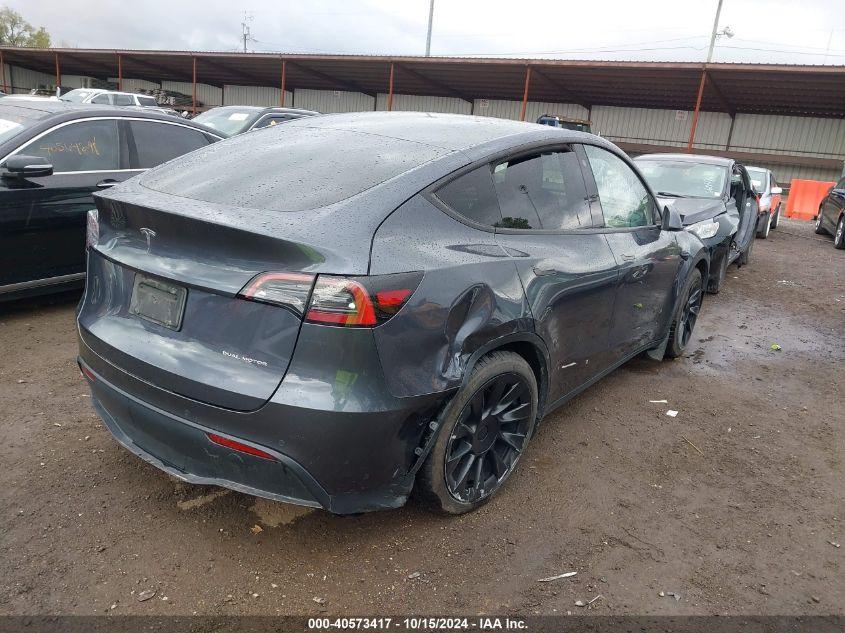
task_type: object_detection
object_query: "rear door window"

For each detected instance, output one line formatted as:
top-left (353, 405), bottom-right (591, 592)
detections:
top-left (26, 119), bottom-right (120, 172)
top-left (90, 94), bottom-right (111, 104)
top-left (137, 96), bottom-right (158, 107)
top-left (435, 166), bottom-right (502, 227)
top-left (113, 94), bottom-right (134, 106)
top-left (128, 120), bottom-right (211, 169)
top-left (492, 149), bottom-right (591, 230)
top-left (583, 145), bottom-right (654, 228)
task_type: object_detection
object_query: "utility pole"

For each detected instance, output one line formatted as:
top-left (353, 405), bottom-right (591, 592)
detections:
top-left (425, 0), bottom-right (435, 56)
top-left (686, 0), bottom-right (733, 152)
top-left (241, 12), bottom-right (255, 53)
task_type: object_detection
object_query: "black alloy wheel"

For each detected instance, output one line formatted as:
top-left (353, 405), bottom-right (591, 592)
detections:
top-left (416, 351), bottom-right (538, 514)
top-left (667, 268), bottom-right (703, 358)
top-left (444, 373), bottom-right (532, 503)
top-left (835, 216), bottom-right (845, 250)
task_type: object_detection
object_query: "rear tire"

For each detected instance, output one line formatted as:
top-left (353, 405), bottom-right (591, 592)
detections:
top-left (770, 205), bottom-right (780, 230)
top-left (666, 268), bottom-right (703, 359)
top-left (815, 210), bottom-right (828, 235)
top-left (835, 216), bottom-right (845, 250)
top-left (416, 351), bottom-right (538, 515)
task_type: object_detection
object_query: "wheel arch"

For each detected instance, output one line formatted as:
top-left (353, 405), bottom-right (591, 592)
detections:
top-left (459, 331), bottom-right (551, 420)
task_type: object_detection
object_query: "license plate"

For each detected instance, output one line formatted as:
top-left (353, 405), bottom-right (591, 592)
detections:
top-left (129, 274), bottom-right (187, 330)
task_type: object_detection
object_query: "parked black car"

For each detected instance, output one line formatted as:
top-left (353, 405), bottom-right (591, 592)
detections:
top-left (634, 153), bottom-right (761, 293)
top-left (192, 105), bottom-right (320, 135)
top-left (815, 174), bottom-right (845, 249)
top-left (0, 101), bottom-right (225, 300)
top-left (78, 113), bottom-right (709, 515)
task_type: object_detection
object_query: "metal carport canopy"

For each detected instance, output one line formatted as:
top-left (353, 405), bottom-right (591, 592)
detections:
top-left (2, 47), bottom-right (845, 118)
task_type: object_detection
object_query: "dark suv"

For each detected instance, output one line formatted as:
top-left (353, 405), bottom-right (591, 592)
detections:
top-left (78, 113), bottom-right (708, 515)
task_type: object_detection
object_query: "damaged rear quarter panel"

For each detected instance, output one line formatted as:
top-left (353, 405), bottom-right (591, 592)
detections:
top-left (369, 196), bottom-right (532, 399)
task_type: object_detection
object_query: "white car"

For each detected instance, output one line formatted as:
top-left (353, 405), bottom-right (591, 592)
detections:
top-left (60, 88), bottom-right (160, 108)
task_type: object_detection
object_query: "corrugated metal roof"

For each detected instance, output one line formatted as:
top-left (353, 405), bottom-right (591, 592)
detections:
top-left (2, 47), bottom-right (844, 117)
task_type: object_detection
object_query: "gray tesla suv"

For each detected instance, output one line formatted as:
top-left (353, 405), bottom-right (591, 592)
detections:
top-left (77, 112), bottom-right (709, 515)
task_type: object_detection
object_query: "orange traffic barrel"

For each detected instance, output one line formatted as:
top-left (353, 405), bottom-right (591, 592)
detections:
top-left (785, 179), bottom-right (835, 221)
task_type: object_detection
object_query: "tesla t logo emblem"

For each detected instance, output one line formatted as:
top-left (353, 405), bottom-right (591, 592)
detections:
top-left (139, 227), bottom-right (156, 252)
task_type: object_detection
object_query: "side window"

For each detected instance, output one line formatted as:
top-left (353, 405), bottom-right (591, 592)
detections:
top-left (252, 115), bottom-right (294, 130)
top-left (113, 94), bottom-right (134, 106)
top-left (90, 94), bottom-right (111, 104)
top-left (435, 166), bottom-right (502, 228)
top-left (492, 149), bottom-right (591, 230)
top-left (583, 145), bottom-right (654, 228)
top-left (128, 121), bottom-right (210, 169)
top-left (26, 119), bottom-right (119, 172)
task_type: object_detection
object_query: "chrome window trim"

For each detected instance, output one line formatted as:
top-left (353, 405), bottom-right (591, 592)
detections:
top-left (0, 116), bottom-right (224, 170)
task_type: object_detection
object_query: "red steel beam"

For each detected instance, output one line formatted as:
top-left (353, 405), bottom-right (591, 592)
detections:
top-left (54, 52), bottom-right (61, 90)
top-left (387, 61), bottom-right (395, 111)
top-left (117, 54), bottom-right (123, 91)
top-left (280, 59), bottom-right (287, 106)
top-left (519, 66), bottom-right (532, 121)
top-left (686, 68), bottom-right (707, 152)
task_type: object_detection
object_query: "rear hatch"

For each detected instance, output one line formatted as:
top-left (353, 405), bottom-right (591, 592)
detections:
top-left (78, 123), bottom-right (460, 411)
top-left (79, 183), bottom-right (376, 412)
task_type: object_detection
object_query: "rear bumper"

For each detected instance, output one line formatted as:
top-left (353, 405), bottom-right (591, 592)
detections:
top-left (78, 321), bottom-right (451, 514)
top-left (85, 360), bottom-right (326, 509)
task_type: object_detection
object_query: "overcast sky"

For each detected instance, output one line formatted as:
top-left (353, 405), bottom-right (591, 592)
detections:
top-left (8, 0), bottom-right (845, 64)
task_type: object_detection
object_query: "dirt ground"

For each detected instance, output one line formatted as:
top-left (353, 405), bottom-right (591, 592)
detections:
top-left (1, 217), bottom-right (843, 617)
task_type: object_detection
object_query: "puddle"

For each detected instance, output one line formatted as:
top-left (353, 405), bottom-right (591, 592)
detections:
top-left (250, 497), bottom-right (313, 526)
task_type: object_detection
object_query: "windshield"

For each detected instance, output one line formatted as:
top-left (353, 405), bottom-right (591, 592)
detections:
top-left (0, 104), bottom-right (53, 145)
top-left (60, 89), bottom-right (96, 103)
top-left (636, 159), bottom-right (728, 198)
top-left (193, 107), bottom-right (262, 135)
top-left (745, 168), bottom-right (768, 193)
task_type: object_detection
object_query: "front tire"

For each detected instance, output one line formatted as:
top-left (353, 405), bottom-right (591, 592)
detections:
top-left (416, 351), bottom-right (538, 515)
top-left (815, 209), bottom-right (828, 235)
top-left (770, 205), bottom-right (780, 230)
top-left (757, 212), bottom-right (771, 239)
top-left (706, 251), bottom-right (728, 294)
top-left (835, 216), bottom-right (845, 250)
top-left (666, 268), bottom-right (703, 359)
top-left (737, 236), bottom-right (754, 266)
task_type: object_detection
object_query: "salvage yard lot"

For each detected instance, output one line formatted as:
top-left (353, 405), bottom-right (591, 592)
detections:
top-left (1, 218), bottom-right (842, 616)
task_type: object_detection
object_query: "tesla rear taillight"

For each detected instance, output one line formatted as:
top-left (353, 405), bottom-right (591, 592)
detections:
top-left (305, 272), bottom-right (422, 327)
top-left (207, 433), bottom-right (278, 461)
top-left (237, 271), bottom-right (422, 327)
top-left (238, 272), bottom-right (315, 316)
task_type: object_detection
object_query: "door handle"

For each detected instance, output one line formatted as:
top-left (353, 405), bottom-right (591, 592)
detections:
top-left (96, 179), bottom-right (118, 189)
top-left (532, 266), bottom-right (560, 276)
top-left (621, 254), bottom-right (636, 261)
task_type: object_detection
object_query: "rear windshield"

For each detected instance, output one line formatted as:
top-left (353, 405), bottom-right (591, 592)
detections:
top-left (141, 125), bottom-right (448, 212)
top-left (59, 89), bottom-right (95, 103)
top-left (192, 107), bottom-right (262, 135)
top-left (0, 104), bottom-right (53, 145)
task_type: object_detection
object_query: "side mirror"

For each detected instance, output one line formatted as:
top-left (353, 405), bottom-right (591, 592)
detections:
top-left (3, 155), bottom-right (53, 179)
top-left (661, 205), bottom-right (683, 231)
top-left (771, 186), bottom-right (782, 195)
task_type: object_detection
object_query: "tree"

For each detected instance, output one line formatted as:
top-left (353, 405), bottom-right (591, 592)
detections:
top-left (0, 7), bottom-right (51, 48)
